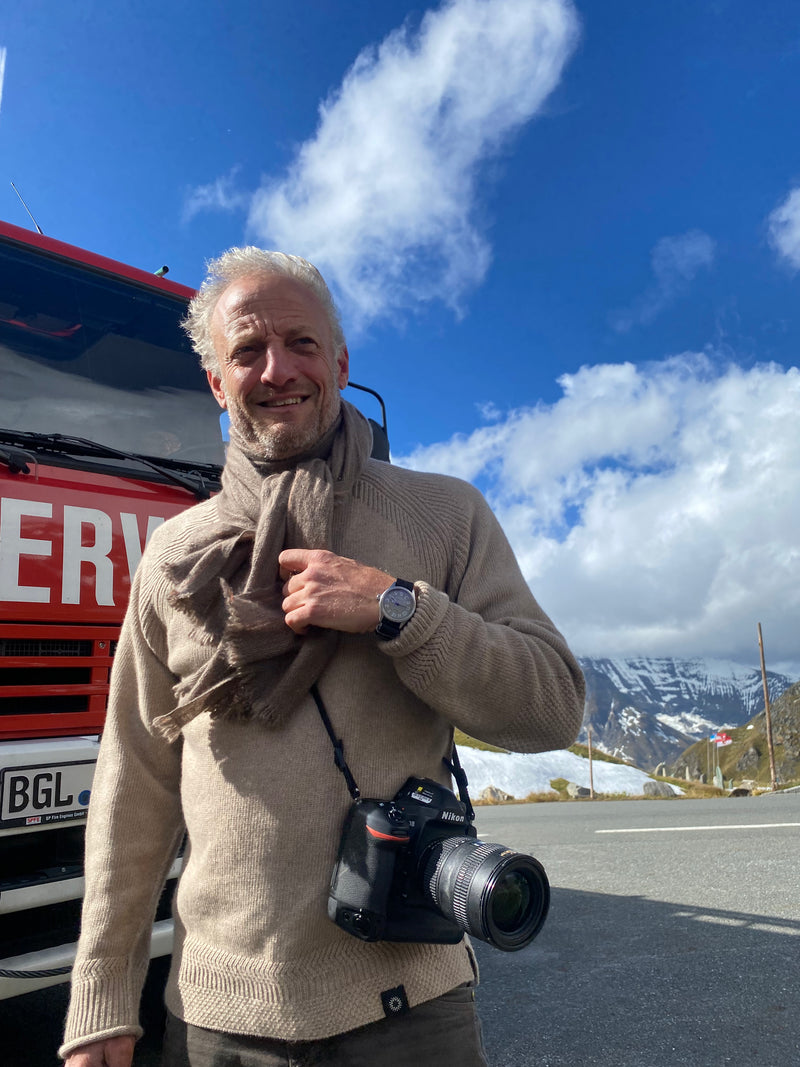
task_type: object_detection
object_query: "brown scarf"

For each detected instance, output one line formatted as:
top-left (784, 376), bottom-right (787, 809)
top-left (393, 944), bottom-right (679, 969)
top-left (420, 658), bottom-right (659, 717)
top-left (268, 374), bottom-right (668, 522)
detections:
top-left (153, 400), bottom-right (374, 741)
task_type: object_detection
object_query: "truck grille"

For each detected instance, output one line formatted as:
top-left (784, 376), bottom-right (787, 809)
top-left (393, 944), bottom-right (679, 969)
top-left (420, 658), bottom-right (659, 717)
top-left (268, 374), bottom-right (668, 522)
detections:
top-left (0, 639), bottom-right (92, 657)
top-left (0, 625), bottom-right (118, 740)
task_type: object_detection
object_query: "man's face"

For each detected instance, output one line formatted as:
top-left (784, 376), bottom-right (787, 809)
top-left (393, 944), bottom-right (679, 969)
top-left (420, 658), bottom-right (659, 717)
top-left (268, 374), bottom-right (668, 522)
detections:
top-left (208, 273), bottom-right (349, 460)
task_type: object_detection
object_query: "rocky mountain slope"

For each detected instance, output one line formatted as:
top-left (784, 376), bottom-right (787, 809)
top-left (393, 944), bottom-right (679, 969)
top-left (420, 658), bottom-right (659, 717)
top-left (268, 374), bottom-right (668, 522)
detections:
top-left (670, 680), bottom-right (800, 785)
top-left (578, 657), bottom-right (796, 771)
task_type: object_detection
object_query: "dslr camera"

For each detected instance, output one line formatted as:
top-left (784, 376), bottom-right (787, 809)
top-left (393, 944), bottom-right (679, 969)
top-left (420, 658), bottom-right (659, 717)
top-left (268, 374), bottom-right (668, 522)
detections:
top-left (328, 776), bottom-right (549, 952)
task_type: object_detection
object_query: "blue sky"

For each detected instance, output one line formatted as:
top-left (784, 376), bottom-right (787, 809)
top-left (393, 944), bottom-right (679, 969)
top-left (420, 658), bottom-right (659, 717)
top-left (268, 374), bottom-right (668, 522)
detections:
top-left (2, 0), bottom-right (799, 669)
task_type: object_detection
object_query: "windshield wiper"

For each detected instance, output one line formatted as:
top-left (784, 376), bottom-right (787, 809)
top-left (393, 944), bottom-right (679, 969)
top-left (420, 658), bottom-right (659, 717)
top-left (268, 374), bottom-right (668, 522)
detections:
top-left (0, 429), bottom-right (218, 500)
top-left (0, 444), bottom-right (34, 474)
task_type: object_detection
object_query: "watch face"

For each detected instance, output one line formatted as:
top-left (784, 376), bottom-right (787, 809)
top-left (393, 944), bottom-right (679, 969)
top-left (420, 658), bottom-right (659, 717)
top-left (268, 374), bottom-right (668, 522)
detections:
top-left (381, 586), bottom-right (416, 622)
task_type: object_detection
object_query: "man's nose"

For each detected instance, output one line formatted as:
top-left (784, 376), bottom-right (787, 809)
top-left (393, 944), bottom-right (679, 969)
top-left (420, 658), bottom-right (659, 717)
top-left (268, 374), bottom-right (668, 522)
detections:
top-left (260, 343), bottom-right (297, 387)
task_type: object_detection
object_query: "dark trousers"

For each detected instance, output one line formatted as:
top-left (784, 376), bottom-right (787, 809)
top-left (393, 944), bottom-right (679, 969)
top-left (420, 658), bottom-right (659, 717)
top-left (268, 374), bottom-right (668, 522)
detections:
top-left (161, 984), bottom-right (489, 1066)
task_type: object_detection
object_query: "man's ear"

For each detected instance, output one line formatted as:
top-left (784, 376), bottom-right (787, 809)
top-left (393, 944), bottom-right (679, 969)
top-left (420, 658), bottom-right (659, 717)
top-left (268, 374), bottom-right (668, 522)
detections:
top-left (207, 368), bottom-right (228, 409)
top-left (336, 345), bottom-right (350, 390)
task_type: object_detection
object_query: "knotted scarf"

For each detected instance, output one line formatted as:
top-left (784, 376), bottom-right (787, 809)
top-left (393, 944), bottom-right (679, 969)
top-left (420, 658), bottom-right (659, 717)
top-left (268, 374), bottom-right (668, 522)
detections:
top-left (153, 400), bottom-right (374, 741)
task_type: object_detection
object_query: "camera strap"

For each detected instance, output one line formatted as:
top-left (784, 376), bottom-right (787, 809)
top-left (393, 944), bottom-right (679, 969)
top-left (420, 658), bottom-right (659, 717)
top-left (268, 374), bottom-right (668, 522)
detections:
top-left (310, 683), bottom-right (361, 800)
top-left (444, 747), bottom-right (475, 821)
top-left (310, 683), bottom-right (475, 818)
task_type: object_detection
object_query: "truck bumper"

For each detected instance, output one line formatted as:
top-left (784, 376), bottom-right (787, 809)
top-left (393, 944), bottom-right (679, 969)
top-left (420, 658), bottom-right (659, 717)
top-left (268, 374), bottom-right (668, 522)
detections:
top-left (0, 917), bottom-right (174, 999)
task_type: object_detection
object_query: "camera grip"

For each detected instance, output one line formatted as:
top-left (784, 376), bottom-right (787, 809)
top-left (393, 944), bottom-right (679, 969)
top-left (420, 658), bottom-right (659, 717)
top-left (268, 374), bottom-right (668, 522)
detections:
top-left (328, 800), bottom-right (410, 941)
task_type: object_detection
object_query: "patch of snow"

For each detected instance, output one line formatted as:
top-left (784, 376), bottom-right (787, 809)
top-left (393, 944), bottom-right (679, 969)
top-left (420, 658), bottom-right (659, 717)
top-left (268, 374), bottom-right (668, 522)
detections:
top-left (657, 711), bottom-right (717, 736)
top-left (619, 705), bottom-right (643, 736)
top-left (457, 748), bottom-right (679, 798)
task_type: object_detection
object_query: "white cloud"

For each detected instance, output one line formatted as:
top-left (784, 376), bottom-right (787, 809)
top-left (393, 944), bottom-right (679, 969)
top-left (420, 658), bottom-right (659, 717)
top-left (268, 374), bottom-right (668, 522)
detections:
top-left (398, 356), bottom-right (800, 665)
top-left (612, 230), bottom-right (716, 332)
top-left (183, 166), bottom-right (249, 223)
top-left (245, 0), bottom-right (579, 328)
top-left (767, 186), bottom-right (800, 270)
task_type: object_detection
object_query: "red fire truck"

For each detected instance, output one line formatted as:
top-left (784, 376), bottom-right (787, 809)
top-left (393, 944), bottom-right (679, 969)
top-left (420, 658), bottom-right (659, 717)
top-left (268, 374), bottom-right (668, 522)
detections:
top-left (0, 220), bottom-right (224, 999)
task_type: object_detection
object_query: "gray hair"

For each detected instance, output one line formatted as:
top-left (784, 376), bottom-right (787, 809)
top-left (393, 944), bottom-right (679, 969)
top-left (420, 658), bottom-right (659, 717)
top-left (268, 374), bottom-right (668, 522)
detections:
top-left (182, 246), bottom-right (346, 372)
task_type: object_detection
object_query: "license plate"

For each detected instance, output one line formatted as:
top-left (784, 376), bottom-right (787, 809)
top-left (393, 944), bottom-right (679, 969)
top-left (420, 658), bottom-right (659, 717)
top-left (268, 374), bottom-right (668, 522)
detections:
top-left (0, 761), bottom-right (95, 828)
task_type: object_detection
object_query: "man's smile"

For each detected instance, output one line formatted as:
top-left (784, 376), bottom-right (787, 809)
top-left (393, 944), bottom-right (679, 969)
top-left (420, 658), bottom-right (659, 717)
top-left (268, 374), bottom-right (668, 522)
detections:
top-left (258, 396), bottom-right (306, 408)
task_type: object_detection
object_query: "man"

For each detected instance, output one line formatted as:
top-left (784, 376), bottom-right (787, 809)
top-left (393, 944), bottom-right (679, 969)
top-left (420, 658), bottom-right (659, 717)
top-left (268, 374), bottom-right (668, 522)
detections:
top-left (61, 248), bottom-right (584, 1067)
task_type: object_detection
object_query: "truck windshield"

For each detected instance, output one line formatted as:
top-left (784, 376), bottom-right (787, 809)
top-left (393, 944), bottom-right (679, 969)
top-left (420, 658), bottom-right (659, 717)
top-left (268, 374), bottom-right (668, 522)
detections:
top-left (0, 236), bottom-right (225, 467)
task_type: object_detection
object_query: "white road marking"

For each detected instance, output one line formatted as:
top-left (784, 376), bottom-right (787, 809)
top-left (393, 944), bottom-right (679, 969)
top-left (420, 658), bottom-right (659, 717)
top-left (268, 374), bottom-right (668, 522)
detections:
top-left (596, 822), bottom-right (800, 834)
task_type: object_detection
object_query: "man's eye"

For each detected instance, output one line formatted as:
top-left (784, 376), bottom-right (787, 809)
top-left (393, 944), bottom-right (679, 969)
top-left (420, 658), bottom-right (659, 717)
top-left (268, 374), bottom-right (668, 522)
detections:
top-left (293, 336), bottom-right (317, 348)
top-left (231, 345), bottom-right (258, 362)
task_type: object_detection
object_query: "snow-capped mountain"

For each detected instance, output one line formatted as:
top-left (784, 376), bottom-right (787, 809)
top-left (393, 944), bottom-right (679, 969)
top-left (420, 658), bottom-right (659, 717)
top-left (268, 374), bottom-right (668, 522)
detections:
top-left (578, 657), bottom-right (797, 771)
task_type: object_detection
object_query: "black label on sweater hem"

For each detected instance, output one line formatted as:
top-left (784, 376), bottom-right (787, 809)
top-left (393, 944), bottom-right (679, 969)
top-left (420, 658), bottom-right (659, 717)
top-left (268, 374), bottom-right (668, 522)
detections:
top-left (381, 984), bottom-right (410, 1018)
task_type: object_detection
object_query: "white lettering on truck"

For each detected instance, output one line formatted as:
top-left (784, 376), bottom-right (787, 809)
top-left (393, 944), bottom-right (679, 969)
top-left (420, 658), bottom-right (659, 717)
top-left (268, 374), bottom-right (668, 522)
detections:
top-left (0, 498), bottom-right (53, 602)
top-left (0, 497), bottom-right (166, 605)
top-left (120, 512), bottom-right (167, 576)
top-left (62, 506), bottom-right (115, 605)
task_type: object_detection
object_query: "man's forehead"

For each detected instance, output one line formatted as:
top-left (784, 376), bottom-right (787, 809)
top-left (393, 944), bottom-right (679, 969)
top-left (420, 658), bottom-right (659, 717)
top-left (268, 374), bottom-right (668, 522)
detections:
top-left (214, 273), bottom-right (326, 332)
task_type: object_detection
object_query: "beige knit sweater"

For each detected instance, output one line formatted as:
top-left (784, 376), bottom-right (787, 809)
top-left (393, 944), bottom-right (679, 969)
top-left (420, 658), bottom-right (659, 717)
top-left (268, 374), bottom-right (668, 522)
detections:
top-left (60, 458), bottom-right (584, 1058)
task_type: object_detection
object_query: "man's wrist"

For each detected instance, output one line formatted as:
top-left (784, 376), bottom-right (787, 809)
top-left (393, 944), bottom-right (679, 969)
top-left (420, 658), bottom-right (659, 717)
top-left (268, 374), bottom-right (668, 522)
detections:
top-left (376, 578), bottom-right (417, 639)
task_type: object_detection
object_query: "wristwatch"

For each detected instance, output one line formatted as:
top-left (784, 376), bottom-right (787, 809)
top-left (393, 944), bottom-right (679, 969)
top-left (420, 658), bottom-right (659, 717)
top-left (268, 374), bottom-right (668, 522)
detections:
top-left (376, 578), bottom-right (417, 640)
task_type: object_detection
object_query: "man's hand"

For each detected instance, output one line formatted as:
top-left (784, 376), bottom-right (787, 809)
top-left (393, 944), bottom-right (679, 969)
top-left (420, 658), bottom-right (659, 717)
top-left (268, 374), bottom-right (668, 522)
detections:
top-left (64, 1035), bottom-right (136, 1067)
top-left (279, 549), bottom-right (393, 635)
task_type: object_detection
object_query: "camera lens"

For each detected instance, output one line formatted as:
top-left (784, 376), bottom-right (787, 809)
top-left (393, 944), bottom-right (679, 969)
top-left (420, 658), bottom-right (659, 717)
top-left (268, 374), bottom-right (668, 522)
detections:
top-left (490, 869), bottom-right (532, 932)
top-left (423, 838), bottom-right (549, 951)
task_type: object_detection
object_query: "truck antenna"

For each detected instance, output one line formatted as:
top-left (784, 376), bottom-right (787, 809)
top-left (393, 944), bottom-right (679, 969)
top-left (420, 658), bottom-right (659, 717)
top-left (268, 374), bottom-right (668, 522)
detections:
top-left (10, 181), bottom-right (44, 235)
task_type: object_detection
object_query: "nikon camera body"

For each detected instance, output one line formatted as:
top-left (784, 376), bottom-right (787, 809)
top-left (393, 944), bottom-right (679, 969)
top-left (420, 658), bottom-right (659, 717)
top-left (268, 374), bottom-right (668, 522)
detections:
top-left (328, 776), bottom-right (549, 952)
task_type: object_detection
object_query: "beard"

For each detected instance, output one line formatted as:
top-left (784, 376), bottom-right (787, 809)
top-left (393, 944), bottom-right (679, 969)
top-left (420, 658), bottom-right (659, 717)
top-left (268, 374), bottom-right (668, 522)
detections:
top-left (225, 389), bottom-right (341, 461)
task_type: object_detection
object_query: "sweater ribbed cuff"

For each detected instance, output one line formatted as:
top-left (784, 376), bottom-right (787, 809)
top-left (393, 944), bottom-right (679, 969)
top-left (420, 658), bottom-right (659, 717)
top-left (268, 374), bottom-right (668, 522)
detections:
top-left (59, 958), bottom-right (145, 1060)
top-left (378, 582), bottom-right (449, 657)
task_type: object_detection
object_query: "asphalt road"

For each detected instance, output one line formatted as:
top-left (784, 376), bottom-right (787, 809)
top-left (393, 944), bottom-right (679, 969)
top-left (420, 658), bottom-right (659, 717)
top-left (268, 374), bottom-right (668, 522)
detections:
top-left (4, 794), bottom-right (799, 1066)
top-left (473, 793), bottom-right (800, 1067)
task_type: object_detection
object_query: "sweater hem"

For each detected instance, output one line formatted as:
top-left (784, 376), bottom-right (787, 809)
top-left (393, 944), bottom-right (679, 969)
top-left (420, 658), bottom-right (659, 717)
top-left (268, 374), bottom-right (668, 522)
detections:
top-left (164, 937), bottom-right (478, 1041)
